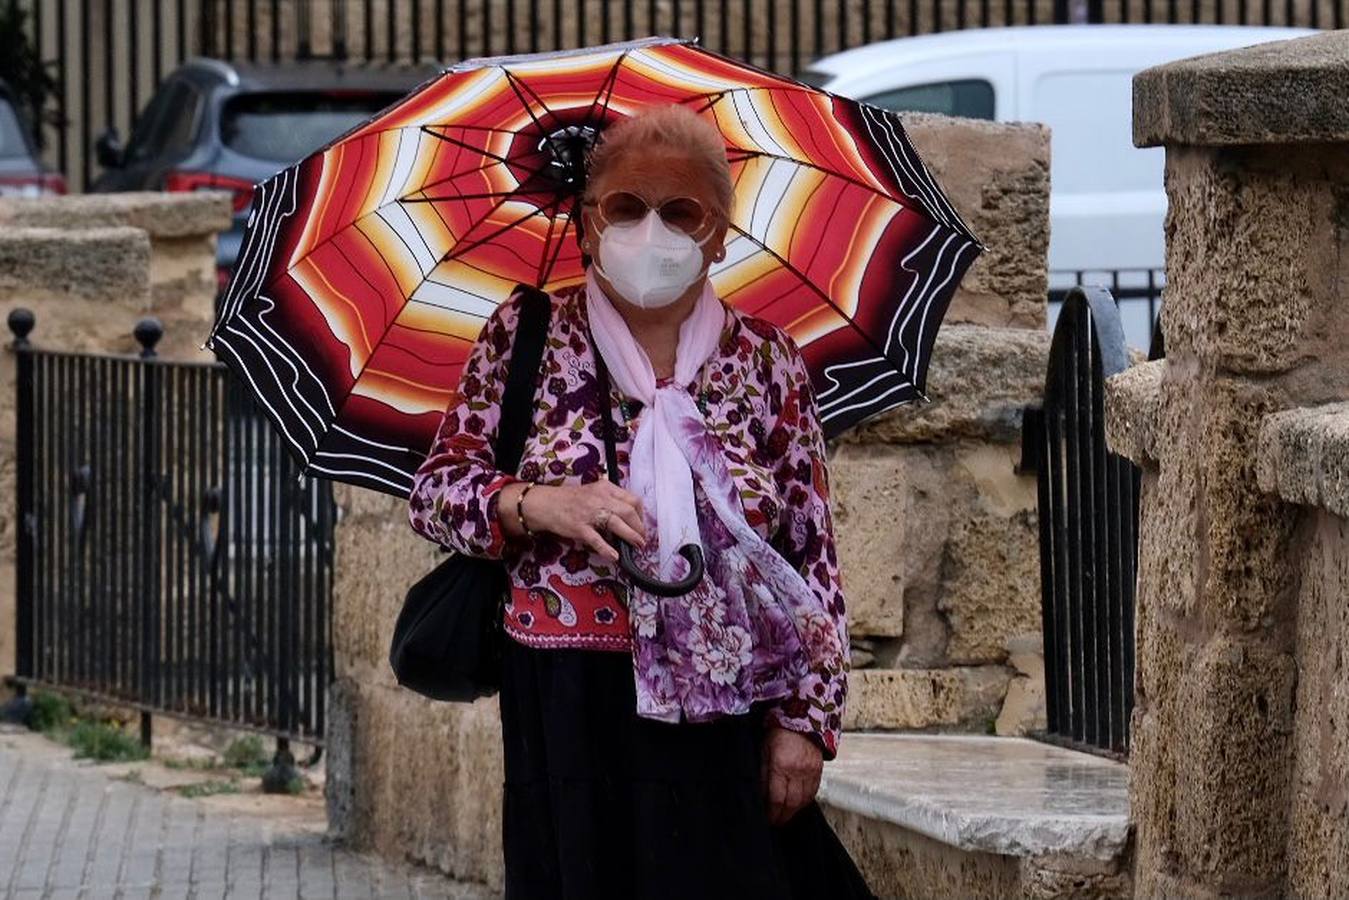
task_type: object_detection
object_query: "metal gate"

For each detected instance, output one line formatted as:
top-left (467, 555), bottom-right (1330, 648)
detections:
top-left (10, 309), bottom-right (336, 745)
top-left (1022, 285), bottom-right (1139, 758)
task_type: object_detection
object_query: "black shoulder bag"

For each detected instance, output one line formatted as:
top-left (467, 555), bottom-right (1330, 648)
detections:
top-left (388, 286), bottom-right (552, 702)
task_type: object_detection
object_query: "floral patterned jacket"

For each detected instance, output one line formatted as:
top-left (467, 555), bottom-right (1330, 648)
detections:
top-left (407, 284), bottom-right (849, 758)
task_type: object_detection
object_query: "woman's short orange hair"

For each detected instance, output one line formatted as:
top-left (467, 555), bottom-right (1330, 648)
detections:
top-left (584, 104), bottom-right (732, 215)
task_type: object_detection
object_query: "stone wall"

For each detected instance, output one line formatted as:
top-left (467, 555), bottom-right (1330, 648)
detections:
top-left (0, 193), bottom-right (228, 695)
top-left (1254, 407), bottom-right (1349, 899)
top-left (835, 118), bottom-right (1050, 738)
top-left (1107, 30), bottom-right (1349, 897)
top-left (0, 193), bottom-right (231, 360)
top-left (834, 323), bottom-right (1049, 733)
top-left (326, 112), bottom-right (1052, 890)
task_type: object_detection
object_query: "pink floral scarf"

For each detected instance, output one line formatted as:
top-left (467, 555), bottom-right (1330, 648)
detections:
top-left (585, 271), bottom-right (844, 723)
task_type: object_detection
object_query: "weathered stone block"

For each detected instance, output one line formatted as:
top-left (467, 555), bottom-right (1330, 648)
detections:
top-left (830, 443), bottom-right (948, 638)
top-left (1133, 30), bottom-right (1349, 149)
top-left (842, 666), bottom-right (1011, 731)
top-left (326, 675), bottom-right (505, 891)
top-left (995, 632), bottom-right (1047, 737)
top-left (1103, 360), bottom-right (1163, 466)
top-left (845, 325), bottom-right (1050, 445)
top-left (905, 115), bottom-right (1050, 330)
top-left (938, 468), bottom-right (1040, 664)
top-left (1191, 377), bottom-right (1300, 633)
top-left (1157, 145), bottom-right (1347, 375)
top-left (332, 484), bottom-right (441, 686)
top-left (1257, 402), bottom-right (1349, 519)
top-left (0, 191), bottom-right (233, 238)
top-left (1019, 852), bottom-right (1132, 900)
top-left (1169, 638), bottom-right (1296, 889)
top-left (1286, 512), bottom-right (1349, 899)
top-left (831, 439), bottom-right (1038, 666)
top-left (0, 226), bottom-right (150, 306)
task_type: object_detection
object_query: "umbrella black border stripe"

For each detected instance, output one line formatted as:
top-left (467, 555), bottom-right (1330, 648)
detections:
top-left (887, 228), bottom-right (970, 381)
top-left (217, 305), bottom-right (328, 454)
top-left (813, 227), bottom-right (979, 425)
top-left (858, 106), bottom-right (963, 234)
top-left (858, 104), bottom-right (982, 245)
top-left (812, 229), bottom-right (950, 414)
top-left (213, 167), bottom-right (300, 335)
top-left (217, 310), bottom-right (419, 498)
top-left (816, 365), bottom-right (920, 436)
top-left (896, 235), bottom-right (981, 390)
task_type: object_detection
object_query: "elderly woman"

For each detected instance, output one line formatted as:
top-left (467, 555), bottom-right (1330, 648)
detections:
top-left (408, 104), bottom-right (869, 898)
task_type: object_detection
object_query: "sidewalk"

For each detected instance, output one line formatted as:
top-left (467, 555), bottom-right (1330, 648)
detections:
top-left (0, 725), bottom-right (489, 899)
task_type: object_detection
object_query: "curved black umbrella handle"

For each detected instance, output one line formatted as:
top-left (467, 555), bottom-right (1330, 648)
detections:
top-left (619, 542), bottom-right (704, 598)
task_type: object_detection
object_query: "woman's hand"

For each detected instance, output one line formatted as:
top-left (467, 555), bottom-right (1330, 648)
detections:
top-left (761, 724), bottom-right (823, 826)
top-left (502, 481), bottom-right (646, 561)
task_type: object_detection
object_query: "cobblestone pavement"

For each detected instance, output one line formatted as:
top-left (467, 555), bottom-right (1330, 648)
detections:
top-left (0, 727), bottom-right (491, 899)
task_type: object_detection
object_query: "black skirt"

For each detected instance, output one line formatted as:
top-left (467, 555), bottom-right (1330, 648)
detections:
top-left (499, 636), bottom-right (875, 900)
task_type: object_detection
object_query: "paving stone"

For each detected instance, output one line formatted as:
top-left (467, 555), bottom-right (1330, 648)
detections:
top-left (0, 731), bottom-right (483, 898)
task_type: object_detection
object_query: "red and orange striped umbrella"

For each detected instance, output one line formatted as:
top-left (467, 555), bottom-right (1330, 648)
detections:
top-left (207, 37), bottom-right (983, 497)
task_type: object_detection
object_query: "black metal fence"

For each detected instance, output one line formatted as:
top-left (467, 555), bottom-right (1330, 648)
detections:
top-left (1022, 285), bottom-right (1139, 758)
top-left (1051, 267), bottom-right (1164, 352)
top-left (15, 0), bottom-right (1349, 190)
top-left (9, 309), bottom-right (336, 746)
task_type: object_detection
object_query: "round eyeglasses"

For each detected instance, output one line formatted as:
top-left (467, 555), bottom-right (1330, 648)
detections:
top-left (585, 190), bottom-right (715, 238)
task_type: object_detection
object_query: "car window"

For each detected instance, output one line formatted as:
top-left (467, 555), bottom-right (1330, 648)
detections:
top-left (0, 98), bottom-right (32, 159)
top-left (795, 69), bottom-right (833, 88)
top-left (1031, 70), bottom-right (1162, 193)
top-left (125, 81), bottom-right (201, 164)
top-left (220, 92), bottom-right (401, 162)
top-left (156, 82), bottom-right (203, 154)
top-left (861, 79), bottom-right (995, 120)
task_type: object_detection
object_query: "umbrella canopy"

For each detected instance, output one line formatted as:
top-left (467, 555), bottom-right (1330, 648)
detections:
top-left (207, 37), bottom-right (983, 497)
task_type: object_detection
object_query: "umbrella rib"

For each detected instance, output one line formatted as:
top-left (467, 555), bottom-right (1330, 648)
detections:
top-left (402, 157), bottom-right (554, 206)
top-left (404, 189), bottom-right (544, 203)
top-left (420, 124), bottom-right (518, 169)
top-left (728, 147), bottom-right (949, 225)
top-left (501, 68), bottom-right (567, 136)
top-left (539, 207), bottom-right (576, 287)
top-left (681, 83), bottom-right (819, 115)
top-left (723, 220), bottom-right (915, 384)
top-left (441, 200), bottom-right (559, 265)
top-left (534, 199), bottom-right (563, 286)
top-left (584, 52), bottom-right (628, 129)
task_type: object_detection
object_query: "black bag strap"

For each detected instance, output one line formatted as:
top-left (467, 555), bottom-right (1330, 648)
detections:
top-left (592, 343), bottom-right (622, 487)
top-left (494, 285), bottom-right (552, 474)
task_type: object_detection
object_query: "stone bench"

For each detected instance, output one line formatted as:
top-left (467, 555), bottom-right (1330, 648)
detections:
top-left (819, 734), bottom-right (1131, 898)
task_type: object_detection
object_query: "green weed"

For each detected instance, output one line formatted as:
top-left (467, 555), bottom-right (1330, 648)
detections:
top-left (63, 720), bottom-right (149, 763)
top-left (178, 778), bottom-right (240, 798)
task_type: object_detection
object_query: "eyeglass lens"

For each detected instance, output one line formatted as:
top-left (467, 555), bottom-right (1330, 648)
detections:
top-left (598, 191), bottom-right (708, 236)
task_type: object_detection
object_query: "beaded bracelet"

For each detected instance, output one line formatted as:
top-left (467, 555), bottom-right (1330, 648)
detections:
top-left (516, 482), bottom-right (537, 537)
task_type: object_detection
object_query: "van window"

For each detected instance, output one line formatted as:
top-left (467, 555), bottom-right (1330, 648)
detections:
top-left (861, 80), bottom-right (995, 120)
top-left (1032, 71), bottom-right (1162, 193)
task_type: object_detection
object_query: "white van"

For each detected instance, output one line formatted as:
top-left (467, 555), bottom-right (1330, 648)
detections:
top-left (800, 25), bottom-right (1314, 347)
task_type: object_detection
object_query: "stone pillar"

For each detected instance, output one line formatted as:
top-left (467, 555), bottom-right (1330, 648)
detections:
top-left (1109, 31), bottom-right (1349, 897)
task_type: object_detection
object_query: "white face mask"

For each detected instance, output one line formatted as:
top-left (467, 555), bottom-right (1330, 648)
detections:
top-left (593, 210), bottom-right (711, 309)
